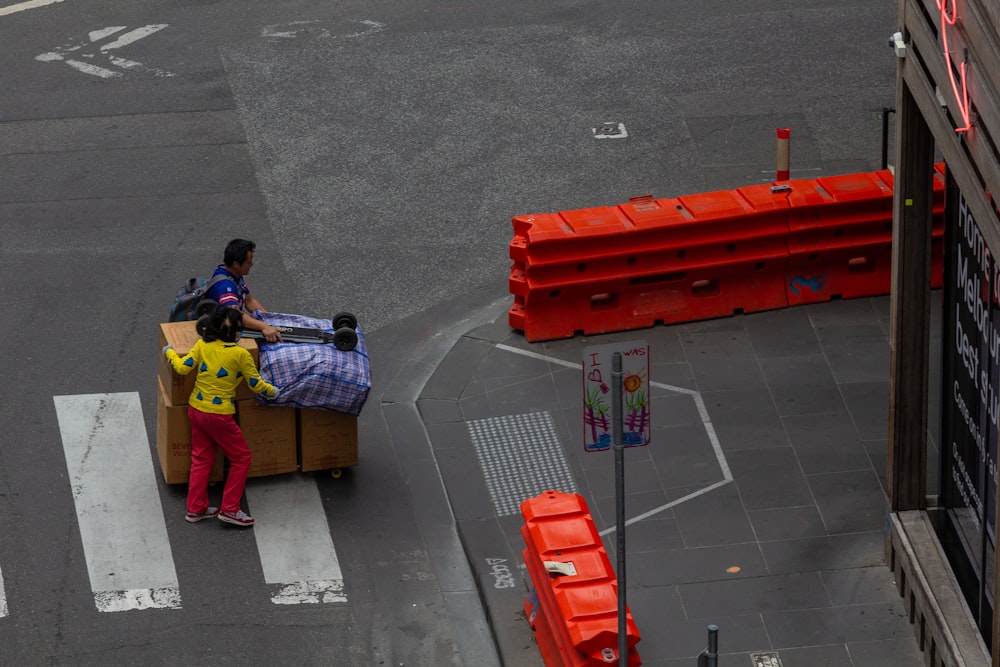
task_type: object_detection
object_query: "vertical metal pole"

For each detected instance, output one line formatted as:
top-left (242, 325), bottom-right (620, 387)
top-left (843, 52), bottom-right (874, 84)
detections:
top-left (881, 107), bottom-right (891, 170)
top-left (696, 624), bottom-right (718, 666)
top-left (706, 624), bottom-right (718, 667)
top-left (612, 352), bottom-right (626, 666)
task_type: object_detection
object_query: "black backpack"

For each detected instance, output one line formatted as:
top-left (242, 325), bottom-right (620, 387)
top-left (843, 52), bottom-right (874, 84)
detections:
top-left (168, 275), bottom-right (227, 322)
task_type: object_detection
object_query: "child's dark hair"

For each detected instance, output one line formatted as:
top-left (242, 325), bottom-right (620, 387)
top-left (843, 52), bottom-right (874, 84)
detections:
top-left (197, 305), bottom-right (244, 343)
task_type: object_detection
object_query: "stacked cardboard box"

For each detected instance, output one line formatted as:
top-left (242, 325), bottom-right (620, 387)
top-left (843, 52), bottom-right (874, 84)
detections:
top-left (157, 321), bottom-right (259, 405)
top-left (235, 399), bottom-right (299, 477)
top-left (156, 377), bottom-right (224, 484)
top-left (156, 321), bottom-right (359, 483)
top-left (297, 408), bottom-right (359, 472)
top-left (156, 384), bottom-right (301, 483)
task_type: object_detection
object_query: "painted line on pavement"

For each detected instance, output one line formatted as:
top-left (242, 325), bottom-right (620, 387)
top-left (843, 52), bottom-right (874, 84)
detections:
top-left (63, 59), bottom-right (121, 78)
top-left (245, 475), bottom-right (346, 604)
top-left (493, 343), bottom-right (733, 534)
top-left (0, 563), bottom-right (7, 617)
top-left (600, 479), bottom-right (734, 536)
top-left (0, 0), bottom-right (62, 16)
top-left (99, 24), bottom-right (166, 51)
top-left (35, 23), bottom-right (174, 79)
top-left (53, 393), bottom-right (181, 612)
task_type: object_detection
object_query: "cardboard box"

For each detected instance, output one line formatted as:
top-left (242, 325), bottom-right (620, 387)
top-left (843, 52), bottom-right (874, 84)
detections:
top-left (156, 378), bottom-right (224, 485)
top-left (157, 320), bottom-right (259, 405)
top-left (297, 409), bottom-right (359, 472)
top-left (235, 399), bottom-right (298, 477)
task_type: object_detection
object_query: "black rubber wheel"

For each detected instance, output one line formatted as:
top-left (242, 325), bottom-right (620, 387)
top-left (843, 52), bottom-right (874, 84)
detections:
top-left (195, 298), bottom-right (219, 319)
top-left (332, 311), bottom-right (358, 331)
top-left (333, 327), bottom-right (358, 351)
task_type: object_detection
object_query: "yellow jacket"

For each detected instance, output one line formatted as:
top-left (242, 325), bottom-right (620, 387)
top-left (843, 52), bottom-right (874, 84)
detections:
top-left (166, 339), bottom-right (276, 414)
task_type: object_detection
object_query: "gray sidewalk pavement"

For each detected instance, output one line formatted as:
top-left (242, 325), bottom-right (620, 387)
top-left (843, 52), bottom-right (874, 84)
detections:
top-left (415, 294), bottom-right (943, 666)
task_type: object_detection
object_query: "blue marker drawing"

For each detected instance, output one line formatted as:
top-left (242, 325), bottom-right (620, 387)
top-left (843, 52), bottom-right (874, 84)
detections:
top-left (789, 275), bottom-right (825, 294)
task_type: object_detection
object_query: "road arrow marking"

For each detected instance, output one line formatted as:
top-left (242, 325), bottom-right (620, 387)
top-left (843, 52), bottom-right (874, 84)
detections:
top-left (260, 20), bottom-right (330, 39)
top-left (36, 24), bottom-right (174, 78)
top-left (261, 18), bottom-right (385, 40)
top-left (100, 24), bottom-right (166, 51)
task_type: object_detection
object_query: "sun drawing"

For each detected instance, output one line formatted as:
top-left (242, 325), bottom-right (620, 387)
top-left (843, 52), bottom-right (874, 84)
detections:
top-left (623, 368), bottom-right (646, 393)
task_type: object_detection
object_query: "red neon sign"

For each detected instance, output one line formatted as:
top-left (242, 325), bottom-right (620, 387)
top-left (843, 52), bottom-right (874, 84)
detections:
top-left (938, 0), bottom-right (972, 133)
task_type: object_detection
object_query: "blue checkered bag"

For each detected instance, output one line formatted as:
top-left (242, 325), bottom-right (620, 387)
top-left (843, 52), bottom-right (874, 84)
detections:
top-left (253, 311), bottom-right (371, 415)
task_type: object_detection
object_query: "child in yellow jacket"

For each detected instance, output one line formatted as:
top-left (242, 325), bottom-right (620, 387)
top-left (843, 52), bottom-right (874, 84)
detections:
top-left (164, 306), bottom-right (278, 527)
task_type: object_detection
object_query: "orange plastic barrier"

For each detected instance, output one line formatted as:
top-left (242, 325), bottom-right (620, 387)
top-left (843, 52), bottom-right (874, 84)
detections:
top-left (509, 165), bottom-right (946, 341)
top-left (782, 168), bottom-right (946, 306)
top-left (510, 187), bottom-right (791, 342)
top-left (520, 490), bottom-right (641, 666)
top-left (782, 171), bottom-right (895, 306)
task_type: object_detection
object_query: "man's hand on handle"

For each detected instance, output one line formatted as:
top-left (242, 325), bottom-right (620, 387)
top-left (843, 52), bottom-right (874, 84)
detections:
top-left (261, 325), bottom-right (283, 343)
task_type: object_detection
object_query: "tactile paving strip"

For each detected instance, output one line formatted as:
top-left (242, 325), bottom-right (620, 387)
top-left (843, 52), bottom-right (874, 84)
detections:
top-left (466, 411), bottom-right (579, 517)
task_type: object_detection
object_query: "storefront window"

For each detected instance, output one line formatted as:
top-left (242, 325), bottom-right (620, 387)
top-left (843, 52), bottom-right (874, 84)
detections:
top-left (940, 170), bottom-right (999, 645)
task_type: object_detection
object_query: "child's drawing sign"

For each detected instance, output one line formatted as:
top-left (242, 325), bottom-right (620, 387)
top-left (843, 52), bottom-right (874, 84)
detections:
top-left (582, 341), bottom-right (651, 452)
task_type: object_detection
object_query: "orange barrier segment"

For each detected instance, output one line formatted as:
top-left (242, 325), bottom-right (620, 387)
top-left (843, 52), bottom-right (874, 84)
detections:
top-left (782, 171), bottom-right (895, 305)
top-left (520, 490), bottom-right (641, 666)
top-left (510, 187), bottom-right (792, 342)
top-left (509, 165), bottom-right (948, 342)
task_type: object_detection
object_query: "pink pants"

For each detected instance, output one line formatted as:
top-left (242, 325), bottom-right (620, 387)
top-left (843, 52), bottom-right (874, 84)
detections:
top-left (187, 407), bottom-right (252, 514)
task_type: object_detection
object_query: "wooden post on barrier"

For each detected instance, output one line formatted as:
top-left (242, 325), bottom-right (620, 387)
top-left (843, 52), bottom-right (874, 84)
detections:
top-left (776, 128), bottom-right (791, 181)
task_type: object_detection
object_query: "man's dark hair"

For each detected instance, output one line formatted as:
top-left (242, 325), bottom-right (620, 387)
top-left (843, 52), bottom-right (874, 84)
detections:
top-left (224, 239), bottom-right (256, 266)
top-left (198, 305), bottom-right (244, 343)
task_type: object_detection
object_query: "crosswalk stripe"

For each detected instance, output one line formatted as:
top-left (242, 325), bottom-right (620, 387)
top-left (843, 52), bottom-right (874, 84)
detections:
top-left (245, 476), bottom-right (346, 604)
top-left (53, 393), bottom-right (181, 612)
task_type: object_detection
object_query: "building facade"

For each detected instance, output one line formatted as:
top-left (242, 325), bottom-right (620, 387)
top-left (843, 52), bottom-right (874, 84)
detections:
top-left (889, 1), bottom-right (1000, 665)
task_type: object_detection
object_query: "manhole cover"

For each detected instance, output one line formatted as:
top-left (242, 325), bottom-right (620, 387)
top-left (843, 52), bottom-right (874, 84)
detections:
top-left (749, 652), bottom-right (783, 667)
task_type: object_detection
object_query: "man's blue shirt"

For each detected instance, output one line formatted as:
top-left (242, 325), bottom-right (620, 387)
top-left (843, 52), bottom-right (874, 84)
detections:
top-left (206, 265), bottom-right (249, 310)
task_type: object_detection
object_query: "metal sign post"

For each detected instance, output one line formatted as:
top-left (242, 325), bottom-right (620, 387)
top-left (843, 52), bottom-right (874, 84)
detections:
top-left (582, 340), bottom-right (649, 666)
top-left (611, 351), bottom-right (627, 667)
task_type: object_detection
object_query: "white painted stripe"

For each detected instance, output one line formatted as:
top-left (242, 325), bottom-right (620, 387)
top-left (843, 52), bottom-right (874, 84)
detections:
top-left (99, 24), bottom-right (166, 51)
top-left (691, 392), bottom-right (731, 480)
top-left (89, 26), bottom-right (125, 42)
top-left (597, 480), bottom-right (733, 537)
top-left (496, 342), bottom-right (698, 395)
top-left (245, 476), bottom-right (346, 604)
top-left (494, 342), bottom-right (733, 531)
top-left (64, 59), bottom-right (122, 78)
top-left (0, 0), bottom-right (63, 17)
top-left (53, 393), bottom-right (181, 612)
top-left (107, 56), bottom-right (176, 78)
top-left (0, 563), bottom-right (7, 617)
top-left (496, 343), bottom-right (580, 370)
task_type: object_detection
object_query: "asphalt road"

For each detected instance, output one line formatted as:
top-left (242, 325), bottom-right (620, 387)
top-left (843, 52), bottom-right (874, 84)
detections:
top-left (0, 0), bottom-right (899, 664)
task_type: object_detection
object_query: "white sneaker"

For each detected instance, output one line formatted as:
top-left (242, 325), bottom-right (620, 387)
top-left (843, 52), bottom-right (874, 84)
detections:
top-left (218, 510), bottom-right (254, 527)
top-left (185, 507), bottom-right (219, 523)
